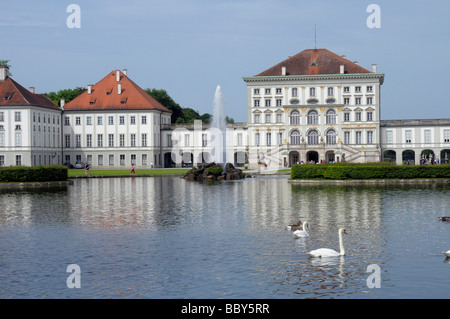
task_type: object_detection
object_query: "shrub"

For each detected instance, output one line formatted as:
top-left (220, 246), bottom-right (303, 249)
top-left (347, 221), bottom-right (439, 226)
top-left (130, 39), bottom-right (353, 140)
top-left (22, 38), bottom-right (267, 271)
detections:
top-left (291, 163), bottom-right (450, 180)
top-left (207, 166), bottom-right (223, 176)
top-left (0, 165), bottom-right (68, 183)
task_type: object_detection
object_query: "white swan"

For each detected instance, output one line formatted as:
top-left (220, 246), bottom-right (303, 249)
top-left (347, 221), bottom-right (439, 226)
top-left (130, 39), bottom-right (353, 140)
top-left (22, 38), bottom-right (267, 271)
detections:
top-left (293, 220), bottom-right (309, 238)
top-left (308, 228), bottom-right (347, 257)
top-left (443, 250), bottom-right (450, 258)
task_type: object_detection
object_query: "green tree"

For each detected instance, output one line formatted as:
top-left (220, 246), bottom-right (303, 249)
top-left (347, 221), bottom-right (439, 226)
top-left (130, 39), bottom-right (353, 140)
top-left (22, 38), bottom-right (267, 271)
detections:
top-left (44, 87), bottom-right (86, 106)
top-left (0, 59), bottom-right (12, 76)
top-left (145, 88), bottom-right (184, 123)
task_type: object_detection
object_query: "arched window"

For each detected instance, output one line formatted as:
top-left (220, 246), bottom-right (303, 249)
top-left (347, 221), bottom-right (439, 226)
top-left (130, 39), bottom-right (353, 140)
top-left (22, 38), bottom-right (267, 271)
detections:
top-left (326, 110), bottom-right (336, 124)
top-left (326, 129), bottom-right (336, 144)
top-left (307, 110), bottom-right (318, 125)
top-left (290, 130), bottom-right (300, 145)
top-left (290, 110), bottom-right (300, 125)
top-left (308, 130), bottom-right (319, 145)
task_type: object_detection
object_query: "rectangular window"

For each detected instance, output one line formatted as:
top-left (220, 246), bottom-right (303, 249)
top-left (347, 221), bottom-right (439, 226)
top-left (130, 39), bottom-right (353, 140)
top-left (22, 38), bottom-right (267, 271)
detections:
top-left (344, 131), bottom-right (350, 144)
top-left (15, 155), bottom-right (21, 166)
top-left (386, 131), bottom-right (393, 144)
top-left (355, 97), bottom-right (361, 105)
top-left (167, 134), bottom-right (172, 147)
top-left (142, 154), bottom-right (147, 165)
top-left (367, 131), bottom-right (373, 144)
top-left (367, 112), bottom-right (373, 121)
top-left (0, 112), bottom-right (4, 122)
top-left (130, 134), bottom-right (136, 147)
top-left (266, 133), bottom-right (271, 146)
top-left (97, 134), bottom-right (103, 147)
top-left (75, 134), bottom-right (81, 147)
top-left (119, 116), bottom-right (125, 125)
top-left (120, 134), bottom-right (125, 147)
top-left (254, 88), bottom-right (260, 95)
top-left (328, 87), bottom-right (334, 96)
top-left (202, 133), bottom-right (207, 147)
top-left (344, 86), bottom-right (350, 93)
top-left (108, 116), bottom-right (114, 125)
top-left (65, 134), bottom-right (70, 148)
top-left (356, 131), bottom-right (362, 144)
top-left (254, 100), bottom-right (260, 107)
top-left (405, 130), bottom-right (412, 143)
top-left (292, 88), bottom-right (298, 97)
top-left (265, 114), bottom-right (271, 123)
top-left (255, 133), bottom-right (260, 146)
top-left (15, 112), bottom-right (21, 122)
top-left (130, 116), bottom-right (136, 125)
top-left (278, 132), bottom-right (283, 145)
top-left (265, 99), bottom-right (271, 107)
top-left (344, 112), bottom-right (350, 122)
top-left (237, 133), bottom-right (243, 146)
top-left (444, 129), bottom-right (450, 143)
top-left (131, 154), bottom-right (136, 165)
top-left (355, 86), bottom-right (361, 92)
top-left (344, 97), bottom-right (350, 105)
top-left (109, 155), bottom-right (114, 166)
top-left (64, 116), bottom-right (70, 125)
top-left (86, 134), bottom-right (92, 147)
top-left (98, 155), bottom-right (103, 166)
top-left (310, 87), bottom-right (316, 96)
top-left (356, 112), bottom-right (362, 121)
top-left (424, 130), bottom-right (431, 144)
top-left (367, 86), bottom-right (373, 92)
top-left (367, 97), bottom-right (373, 105)
top-left (76, 117), bottom-right (81, 125)
top-left (276, 88), bottom-right (282, 94)
top-left (184, 134), bottom-right (190, 147)
top-left (254, 114), bottom-right (260, 123)
top-left (276, 113), bottom-right (282, 123)
top-left (120, 154), bottom-right (125, 166)
top-left (97, 116), bottom-right (103, 125)
top-left (142, 115), bottom-right (147, 124)
top-left (142, 133), bottom-right (147, 147)
top-left (108, 134), bottom-right (114, 147)
top-left (276, 99), bottom-right (282, 107)
top-left (0, 133), bottom-right (4, 146)
top-left (86, 116), bottom-right (92, 125)
top-left (0, 155), bottom-right (4, 166)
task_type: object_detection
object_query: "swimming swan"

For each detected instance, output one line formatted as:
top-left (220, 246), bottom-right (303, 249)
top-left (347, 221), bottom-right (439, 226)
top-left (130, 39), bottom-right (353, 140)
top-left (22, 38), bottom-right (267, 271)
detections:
top-left (286, 220), bottom-right (302, 230)
top-left (443, 250), bottom-right (450, 258)
top-left (293, 220), bottom-right (309, 238)
top-left (308, 228), bottom-right (347, 257)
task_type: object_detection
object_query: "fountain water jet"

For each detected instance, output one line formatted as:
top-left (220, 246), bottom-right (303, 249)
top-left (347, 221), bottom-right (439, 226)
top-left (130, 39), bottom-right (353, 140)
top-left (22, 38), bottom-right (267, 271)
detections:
top-left (211, 85), bottom-right (227, 166)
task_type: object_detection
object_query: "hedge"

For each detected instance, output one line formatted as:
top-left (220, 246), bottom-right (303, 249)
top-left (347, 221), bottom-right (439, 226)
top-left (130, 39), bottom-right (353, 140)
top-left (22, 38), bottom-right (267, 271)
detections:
top-left (291, 163), bottom-right (450, 180)
top-left (0, 165), bottom-right (68, 183)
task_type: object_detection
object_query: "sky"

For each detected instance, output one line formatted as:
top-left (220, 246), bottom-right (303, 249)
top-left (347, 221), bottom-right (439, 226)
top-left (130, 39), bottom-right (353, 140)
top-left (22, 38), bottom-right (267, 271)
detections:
top-left (1, 0), bottom-right (450, 123)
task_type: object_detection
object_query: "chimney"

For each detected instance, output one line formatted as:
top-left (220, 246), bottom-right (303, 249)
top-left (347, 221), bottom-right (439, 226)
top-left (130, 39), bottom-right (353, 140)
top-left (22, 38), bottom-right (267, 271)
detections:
top-left (281, 66), bottom-right (286, 76)
top-left (116, 70), bottom-right (120, 82)
top-left (341, 55), bottom-right (346, 59)
top-left (29, 87), bottom-right (35, 93)
top-left (118, 83), bottom-right (122, 95)
top-left (372, 64), bottom-right (377, 73)
top-left (0, 65), bottom-right (9, 81)
top-left (60, 99), bottom-right (65, 109)
top-left (353, 61), bottom-right (358, 65)
top-left (340, 65), bottom-right (344, 74)
top-left (88, 84), bottom-right (92, 94)
top-left (123, 69), bottom-right (127, 76)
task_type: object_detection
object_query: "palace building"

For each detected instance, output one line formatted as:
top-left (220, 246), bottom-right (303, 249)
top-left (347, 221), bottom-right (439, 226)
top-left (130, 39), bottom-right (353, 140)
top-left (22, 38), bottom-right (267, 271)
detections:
top-left (1, 48), bottom-right (449, 168)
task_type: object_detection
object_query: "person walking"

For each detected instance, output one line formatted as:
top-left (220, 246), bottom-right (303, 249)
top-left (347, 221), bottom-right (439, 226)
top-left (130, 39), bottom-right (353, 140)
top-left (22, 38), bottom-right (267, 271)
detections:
top-left (85, 162), bottom-right (92, 176)
top-left (130, 163), bottom-right (136, 175)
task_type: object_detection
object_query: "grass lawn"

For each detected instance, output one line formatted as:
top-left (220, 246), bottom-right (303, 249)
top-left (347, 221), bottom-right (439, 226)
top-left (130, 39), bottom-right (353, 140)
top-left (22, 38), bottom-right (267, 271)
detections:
top-left (68, 168), bottom-right (190, 177)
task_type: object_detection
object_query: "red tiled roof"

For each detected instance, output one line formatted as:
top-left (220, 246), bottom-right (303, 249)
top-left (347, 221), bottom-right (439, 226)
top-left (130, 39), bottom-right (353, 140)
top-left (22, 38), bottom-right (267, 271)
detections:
top-left (256, 48), bottom-right (371, 76)
top-left (64, 70), bottom-right (171, 113)
top-left (0, 76), bottom-right (59, 110)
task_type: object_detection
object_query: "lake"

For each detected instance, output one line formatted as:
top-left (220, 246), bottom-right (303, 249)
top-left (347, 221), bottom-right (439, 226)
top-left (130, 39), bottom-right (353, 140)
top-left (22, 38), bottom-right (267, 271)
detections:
top-left (0, 176), bottom-right (449, 299)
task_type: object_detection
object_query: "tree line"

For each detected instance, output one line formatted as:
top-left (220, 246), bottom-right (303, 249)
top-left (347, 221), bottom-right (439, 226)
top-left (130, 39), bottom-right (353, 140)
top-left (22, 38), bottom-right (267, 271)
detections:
top-left (43, 87), bottom-right (234, 124)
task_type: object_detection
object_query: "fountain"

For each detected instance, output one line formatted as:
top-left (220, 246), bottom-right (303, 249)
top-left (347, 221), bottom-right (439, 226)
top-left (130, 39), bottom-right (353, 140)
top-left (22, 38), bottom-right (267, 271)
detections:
top-left (182, 85), bottom-right (246, 181)
top-left (211, 85), bottom-right (227, 166)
